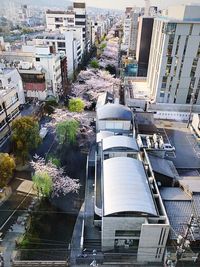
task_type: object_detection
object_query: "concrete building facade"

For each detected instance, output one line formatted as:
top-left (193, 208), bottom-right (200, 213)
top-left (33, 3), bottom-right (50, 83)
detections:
top-left (0, 68), bottom-right (25, 105)
top-left (147, 4), bottom-right (200, 106)
top-left (0, 88), bottom-right (20, 148)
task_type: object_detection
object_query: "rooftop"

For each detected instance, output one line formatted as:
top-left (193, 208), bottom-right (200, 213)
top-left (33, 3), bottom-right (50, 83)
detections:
top-left (103, 157), bottom-right (157, 217)
top-left (97, 103), bottom-right (132, 121)
top-left (102, 135), bottom-right (139, 152)
top-left (96, 131), bottom-right (114, 143)
top-left (0, 67), bottom-right (16, 76)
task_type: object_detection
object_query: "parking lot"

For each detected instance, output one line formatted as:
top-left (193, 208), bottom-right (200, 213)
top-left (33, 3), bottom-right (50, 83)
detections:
top-left (155, 120), bottom-right (200, 169)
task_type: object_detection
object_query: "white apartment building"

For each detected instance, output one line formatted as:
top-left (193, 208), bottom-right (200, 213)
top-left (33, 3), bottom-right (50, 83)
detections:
top-left (34, 32), bottom-right (82, 77)
top-left (18, 46), bottom-right (62, 100)
top-left (46, 10), bottom-right (75, 31)
top-left (122, 13), bottom-right (132, 52)
top-left (147, 4), bottom-right (200, 106)
top-left (0, 67), bottom-right (25, 105)
top-left (0, 88), bottom-right (21, 148)
top-left (122, 7), bottom-right (139, 55)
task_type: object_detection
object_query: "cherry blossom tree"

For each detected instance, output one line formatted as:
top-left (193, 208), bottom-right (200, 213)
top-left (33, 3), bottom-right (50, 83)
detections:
top-left (31, 155), bottom-right (80, 198)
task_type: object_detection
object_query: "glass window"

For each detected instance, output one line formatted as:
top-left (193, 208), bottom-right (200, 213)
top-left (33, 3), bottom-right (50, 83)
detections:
top-left (115, 230), bottom-right (140, 237)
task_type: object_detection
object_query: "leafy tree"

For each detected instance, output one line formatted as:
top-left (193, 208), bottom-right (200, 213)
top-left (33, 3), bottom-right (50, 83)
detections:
top-left (68, 98), bottom-right (85, 113)
top-left (11, 116), bottom-right (41, 164)
top-left (43, 99), bottom-right (58, 116)
top-left (100, 43), bottom-right (106, 50)
top-left (56, 120), bottom-right (79, 145)
top-left (0, 153), bottom-right (15, 188)
top-left (32, 171), bottom-right (53, 198)
top-left (90, 59), bottom-right (99, 69)
top-left (105, 64), bottom-right (117, 76)
top-left (47, 155), bottom-right (61, 168)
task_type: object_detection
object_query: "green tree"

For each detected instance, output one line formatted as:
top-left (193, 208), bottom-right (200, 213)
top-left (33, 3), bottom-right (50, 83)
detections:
top-left (100, 43), bottom-right (106, 50)
top-left (0, 153), bottom-right (15, 188)
top-left (56, 120), bottom-right (79, 145)
top-left (68, 98), bottom-right (85, 113)
top-left (11, 116), bottom-right (41, 164)
top-left (90, 59), bottom-right (99, 69)
top-left (43, 99), bottom-right (58, 116)
top-left (47, 155), bottom-right (61, 167)
top-left (32, 171), bottom-right (53, 198)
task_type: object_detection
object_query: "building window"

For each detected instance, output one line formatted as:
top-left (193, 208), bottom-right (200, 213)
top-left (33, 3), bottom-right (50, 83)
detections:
top-left (167, 57), bottom-right (172, 65)
top-left (74, 2), bottom-right (85, 8)
top-left (166, 23), bottom-right (177, 34)
top-left (190, 66), bottom-right (196, 78)
top-left (8, 77), bottom-right (11, 83)
top-left (165, 65), bottom-right (171, 76)
top-left (76, 21), bottom-right (85, 26)
top-left (189, 24), bottom-right (193, 35)
top-left (75, 14), bottom-right (86, 19)
top-left (58, 42), bottom-right (65, 48)
top-left (115, 230), bottom-right (140, 237)
top-left (175, 35), bottom-right (181, 55)
top-left (36, 57), bottom-right (40, 62)
top-left (55, 17), bottom-right (63, 22)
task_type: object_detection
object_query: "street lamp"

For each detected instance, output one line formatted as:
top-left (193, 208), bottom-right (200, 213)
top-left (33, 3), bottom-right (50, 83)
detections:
top-left (187, 92), bottom-right (195, 128)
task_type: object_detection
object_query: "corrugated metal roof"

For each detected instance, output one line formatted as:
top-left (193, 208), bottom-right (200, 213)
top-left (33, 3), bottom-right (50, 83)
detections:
top-left (102, 135), bottom-right (139, 151)
top-left (163, 200), bottom-right (195, 240)
top-left (96, 131), bottom-right (114, 143)
top-left (97, 103), bottom-right (132, 121)
top-left (103, 157), bottom-right (157, 217)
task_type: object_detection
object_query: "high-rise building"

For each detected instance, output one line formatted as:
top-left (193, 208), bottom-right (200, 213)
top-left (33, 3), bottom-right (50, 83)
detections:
top-left (136, 16), bottom-right (154, 76)
top-left (122, 7), bottom-right (139, 55)
top-left (73, 0), bottom-right (88, 50)
top-left (128, 10), bottom-right (139, 56)
top-left (147, 4), bottom-right (200, 106)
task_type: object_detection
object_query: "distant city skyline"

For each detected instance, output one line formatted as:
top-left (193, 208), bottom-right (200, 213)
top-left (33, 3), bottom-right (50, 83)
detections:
top-left (85, 0), bottom-right (200, 10)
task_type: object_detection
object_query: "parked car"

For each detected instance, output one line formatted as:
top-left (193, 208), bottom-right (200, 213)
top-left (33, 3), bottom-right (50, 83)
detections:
top-left (163, 143), bottom-right (175, 152)
top-left (39, 127), bottom-right (48, 139)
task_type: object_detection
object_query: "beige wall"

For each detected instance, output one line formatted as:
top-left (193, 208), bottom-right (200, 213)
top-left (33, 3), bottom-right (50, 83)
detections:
top-left (137, 224), bottom-right (170, 262)
top-left (102, 216), bottom-right (145, 250)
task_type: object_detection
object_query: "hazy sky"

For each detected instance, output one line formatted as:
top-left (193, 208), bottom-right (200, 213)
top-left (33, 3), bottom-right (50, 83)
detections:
top-left (85, 0), bottom-right (200, 10)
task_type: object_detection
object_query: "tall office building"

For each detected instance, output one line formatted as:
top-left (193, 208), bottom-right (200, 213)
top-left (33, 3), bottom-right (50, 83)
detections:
top-left (147, 4), bottom-right (200, 106)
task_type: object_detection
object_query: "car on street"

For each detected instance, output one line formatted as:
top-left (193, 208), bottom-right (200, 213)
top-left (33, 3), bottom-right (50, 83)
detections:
top-left (39, 127), bottom-right (48, 139)
top-left (163, 143), bottom-right (175, 152)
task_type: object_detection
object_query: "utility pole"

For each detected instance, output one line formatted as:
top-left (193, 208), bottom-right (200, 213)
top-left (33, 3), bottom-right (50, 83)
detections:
top-left (175, 215), bottom-right (194, 266)
top-left (187, 93), bottom-right (195, 128)
top-left (165, 215), bottom-right (194, 267)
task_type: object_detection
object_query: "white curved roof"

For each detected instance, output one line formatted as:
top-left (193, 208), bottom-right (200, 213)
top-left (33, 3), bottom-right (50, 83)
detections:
top-left (96, 131), bottom-right (114, 143)
top-left (97, 103), bottom-right (132, 121)
top-left (103, 157), bottom-right (157, 217)
top-left (102, 135), bottom-right (139, 151)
